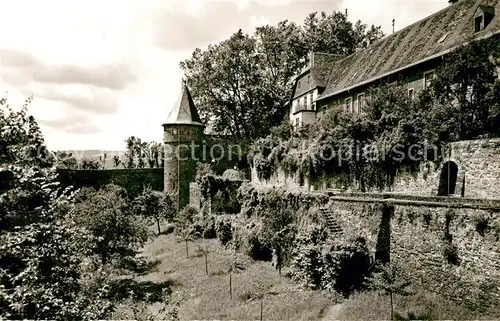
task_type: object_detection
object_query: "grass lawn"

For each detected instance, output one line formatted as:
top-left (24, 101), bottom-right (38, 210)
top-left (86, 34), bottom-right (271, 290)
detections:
top-left (113, 232), bottom-right (339, 320)
top-left (111, 230), bottom-right (498, 320)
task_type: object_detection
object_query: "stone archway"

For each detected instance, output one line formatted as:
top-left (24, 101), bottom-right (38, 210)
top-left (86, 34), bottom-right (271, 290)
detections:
top-left (437, 161), bottom-right (459, 196)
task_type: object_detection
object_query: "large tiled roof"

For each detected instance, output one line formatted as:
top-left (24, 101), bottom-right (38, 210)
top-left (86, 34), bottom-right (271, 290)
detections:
top-left (317, 0), bottom-right (500, 101)
top-left (163, 83), bottom-right (204, 126)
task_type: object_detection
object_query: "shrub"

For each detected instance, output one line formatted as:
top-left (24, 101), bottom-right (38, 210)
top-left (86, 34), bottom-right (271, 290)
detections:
top-left (290, 223), bottom-right (371, 295)
top-left (320, 236), bottom-right (372, 295)
top-left (174, 205), bottom-right (200, 238)
top-left (215, 215), bottom-right (234, 246)
top-left (0, 97), bottom-right (113, 319)
top-left (132, 186), bottom-right (176, 234)
top-left (72, 184), bottom-right (149, 265)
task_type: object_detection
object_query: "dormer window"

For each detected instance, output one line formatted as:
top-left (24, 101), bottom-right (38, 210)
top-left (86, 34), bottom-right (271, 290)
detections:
top-left (474, 5), bottom-right (495, 32)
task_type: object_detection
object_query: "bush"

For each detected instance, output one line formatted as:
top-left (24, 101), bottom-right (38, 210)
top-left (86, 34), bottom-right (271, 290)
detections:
top-left (132, 186), bottom-right (176, 234)
top-left (175, 205), bottom-right (200, 238)
top-left (72, 184), bottom-right (149, 265)
top-left (0, 97), bottom-right (114, 319)
top-left (290, 223), bottom-right (371, 295)
top-left (215, 215), bottom-right (234, 246)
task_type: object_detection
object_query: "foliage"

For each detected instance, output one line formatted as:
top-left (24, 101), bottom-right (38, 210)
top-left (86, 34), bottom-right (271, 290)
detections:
top-left (80, 157), bottom-right (100, 169)
top-left (290, 225), bottom-right (371, 295)
top-left (181, 12), bottom-right (384, 138)
top-left (125, 136), bottom-right (162, 169)
top-left (431, 37), bottom-right (500, 140)
top-left (369, 262), bottom-right (412, 320)
top-left (133, 186), bottom-right (177, 234)
top-left (0, 97), bottom-right (112, 319)
top-left (53, 151), bottom-right (79, 169)
top-left (72, 184), bottom-right (149, 265)
top-left (215, 215), bottom-right (234, 246)
top-left (174, 205), bottom-right (200, 239)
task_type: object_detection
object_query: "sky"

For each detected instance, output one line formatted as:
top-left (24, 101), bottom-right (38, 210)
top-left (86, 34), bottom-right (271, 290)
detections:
top-left (0, 0), bottom-right (448, 151)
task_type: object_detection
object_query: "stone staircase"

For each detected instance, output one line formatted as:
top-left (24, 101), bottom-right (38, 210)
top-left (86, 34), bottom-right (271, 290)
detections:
top-left (319, 207), bottom-right (342, 235)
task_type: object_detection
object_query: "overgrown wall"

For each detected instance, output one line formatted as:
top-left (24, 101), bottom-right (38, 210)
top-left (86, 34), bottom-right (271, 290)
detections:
top-left (56, 168), bottom-right (163, 198)
top-left (236, 184), bottom-right (500, 313)
top-left (250, 138), bottom-right (500, 199)
top-left (391, 204), bottom-right (500, 311)
top-left (391, 138), bottom-right (500, 199)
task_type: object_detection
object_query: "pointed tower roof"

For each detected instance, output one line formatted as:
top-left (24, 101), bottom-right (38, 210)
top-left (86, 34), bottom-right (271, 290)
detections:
top-left (163, 81), bottom-right (204, 126)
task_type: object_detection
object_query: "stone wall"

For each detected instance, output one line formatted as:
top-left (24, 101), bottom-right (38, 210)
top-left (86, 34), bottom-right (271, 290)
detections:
top-left (391, 138), bottom-right (500, 199)
top-left (56, 168), bottom-right (164, 198)
top-left (250, 138), bottom-right (500, 200)
top-left (390, 204), bottom-right (500, 311)
top-left (322, 195), bottom-right (500, 313)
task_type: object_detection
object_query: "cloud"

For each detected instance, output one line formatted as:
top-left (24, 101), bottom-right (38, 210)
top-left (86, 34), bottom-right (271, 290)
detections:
top-left (153, 0), bottom-right (342, 50)
top-left (38, 85), bottom-right (119, 115)
top-left (1, 48), bottom-right (137, 90)
top-left (37, 112), bottom-right (102, 134)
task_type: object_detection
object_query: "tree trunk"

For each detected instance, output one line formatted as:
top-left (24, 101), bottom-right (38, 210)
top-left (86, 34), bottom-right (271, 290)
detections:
top-left (156, 218), bottom-right (161, 235)
top-left (390, 291), bottom-right (394, 320)
top-left (185, 239), bottom-right (189, 258)
top-left (205, 252), bottom-right (208, 275)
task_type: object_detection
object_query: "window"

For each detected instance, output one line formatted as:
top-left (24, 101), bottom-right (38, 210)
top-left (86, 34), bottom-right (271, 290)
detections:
top-left (297, 80), bottom-right (301, 89)
top-left (309, 92), bottom-right (314, 110)
top-left (356, 93), bottom-right (365, 113)
top-left (475, 16), bottom-right (483, 32)
top-left (307, 75), bottom-right (311, 84)
top-left (473, 6), bottom-right (495, 33)
top-left (408, 88), bottom-right (415, 100)
top-left (424, 70), bottom-right (435, 89)
top-left (345, 97), bottom-right (352, 113)
top-left (295, 117), bottom-right (300, 128)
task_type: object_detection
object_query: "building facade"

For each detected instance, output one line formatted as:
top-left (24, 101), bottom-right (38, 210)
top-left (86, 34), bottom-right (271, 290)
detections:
top-left (289, 0), bottom-right (500, 128)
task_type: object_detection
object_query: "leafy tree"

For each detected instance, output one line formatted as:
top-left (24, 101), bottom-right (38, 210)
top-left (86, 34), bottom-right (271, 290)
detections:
top-left (79, 157), bottom-right (100, 169)
top-left (125, 136), bottom-right (138, 168)
top-left (72, 184), bottom-right (149, 265)
top-left (369, 263), bottom-right (412, 320)
top-left (133, 186), bottom-right (176, 235)
top-left (181, 13), bottom-right (384, 139)
top-left (53, 151), bottom-right (78, 169)
top-left (0, 97), bottom-right (111, 319)
top-left (303, 11), bottom-right (384, 54)
top-left (430, 37), bottom-right (500, 140)
top-left (112, 155), bottom-right (122, 168)
top-left (99, 152), bottom-right (107, 169)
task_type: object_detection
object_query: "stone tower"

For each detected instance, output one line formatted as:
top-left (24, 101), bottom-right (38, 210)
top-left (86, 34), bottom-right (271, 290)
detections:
top-left (162, 82), bottom-right (205, 210)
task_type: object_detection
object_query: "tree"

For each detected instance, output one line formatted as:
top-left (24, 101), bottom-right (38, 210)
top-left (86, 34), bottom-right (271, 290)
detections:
top-left (80, 157), bottom-right (100, 169)
top-left (53, 151), bottom-right (78, 169)
top-left (125, 136), bottom-right (138, 168)
top-left (133, 186), bottom-right (176, 235)
top-left (72, 184), bottom-right (149, 265)
top-left (430, 37), bottom-right (500, 140)
top-left (369, 263), bottom-right (412, 320)
top-left (0, 97), bottom-right (112, 319)
top-left (99, 152), bottom-right (107, 169)
top-left (112, 155), bottom-right (122, 168)
top-left (181, 12), bottom-right (384, 139)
